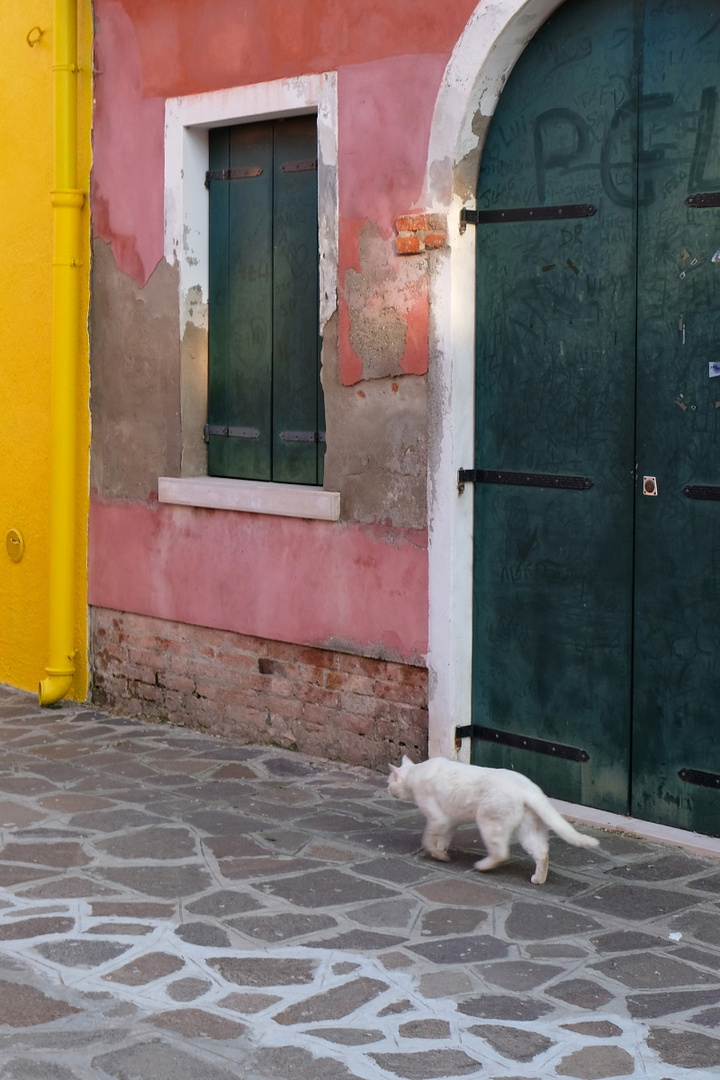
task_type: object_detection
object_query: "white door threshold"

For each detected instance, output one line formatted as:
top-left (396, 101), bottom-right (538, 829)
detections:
top-left (552, 798), bottom-right (720, 860)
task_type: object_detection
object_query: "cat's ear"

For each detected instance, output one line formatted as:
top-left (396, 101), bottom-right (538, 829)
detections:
top-left (401, 755), bottom-right (413, 767)
top-left (388, 764), bottom-right (400, 779)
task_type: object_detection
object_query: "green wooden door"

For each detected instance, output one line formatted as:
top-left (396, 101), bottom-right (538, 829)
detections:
top-left (472, 0), bottom-right (720, 834)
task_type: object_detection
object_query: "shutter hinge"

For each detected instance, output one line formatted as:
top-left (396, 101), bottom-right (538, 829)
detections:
top-left (204, 425), bottom-right (261, 442)
top-left (279, 431), bottom-right (326, 443)
top-left (205, 167), bottom-right (263, 188)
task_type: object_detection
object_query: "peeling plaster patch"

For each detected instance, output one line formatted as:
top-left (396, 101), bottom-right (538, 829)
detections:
top-left (321, 633), bottom-right (426, 669)
top-left (454, 145), bottom-right (482, 204)
top-left (428, 156), bottom-right (453, 209)
top-left (90, 240), bottom-right (182, 501)
top-left (344, 223), bottom-right (429, 383)
top-left (349, 307), bottom-right (408, 382)
top-left (453, 111), bottom-right (492, 201)
top-left (180, 319), bottom-right (209, 478)
top-left (323, 342), bottom-right (428, 531)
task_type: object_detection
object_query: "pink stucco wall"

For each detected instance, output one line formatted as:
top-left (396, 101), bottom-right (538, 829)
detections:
top-left (89, 0), bottom-right (470, 660)
top-left (92, 1), bottom-right (165, 287)
top-left (89, 498), bottom-right (429, 664)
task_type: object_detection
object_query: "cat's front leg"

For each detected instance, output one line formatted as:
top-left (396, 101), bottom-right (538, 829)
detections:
top-left (422, 820), bottom-right (454, 861)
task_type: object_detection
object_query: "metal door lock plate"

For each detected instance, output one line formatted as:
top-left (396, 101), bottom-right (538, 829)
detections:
top-left (643, 476), bottom-right (658, 496)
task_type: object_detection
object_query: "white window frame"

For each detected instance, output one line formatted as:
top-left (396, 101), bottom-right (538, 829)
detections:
top-left (161, 73), bottom-right (339, 521)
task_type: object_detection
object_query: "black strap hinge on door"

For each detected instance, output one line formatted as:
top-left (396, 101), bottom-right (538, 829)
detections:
top-left (679, 768), bottom-right (720, 789)
top-left (458, 468), bottom-right (594, 494)
top-left (460, 203), bottom-right (597, 232)
top-left (683, 484), bottom-right (720, 500)
top-left (686, 192), bottom-right (720, 208)
top-left (455, 724), bottom-right (590, 763)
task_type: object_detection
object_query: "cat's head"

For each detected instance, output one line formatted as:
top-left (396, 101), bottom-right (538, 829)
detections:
top-left (387, 755), bottom-right (415, 801)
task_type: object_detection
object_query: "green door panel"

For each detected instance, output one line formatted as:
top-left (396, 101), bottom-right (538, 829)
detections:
top-left (472, 0), bottom-right (638, 813)
top-left (472, 0), bottom-right (720, 833)
top-left (633, 1), bottom-right (720, 832)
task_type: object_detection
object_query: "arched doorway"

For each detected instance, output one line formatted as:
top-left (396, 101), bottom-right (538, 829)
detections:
top-left (469, 0), bottom-right (720, 835)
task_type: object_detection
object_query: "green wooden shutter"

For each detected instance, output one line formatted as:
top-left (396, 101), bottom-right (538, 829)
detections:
top-left (208, 123), bottom-right (274, 480)
top-left (207, 117), bottom-right (322, 484)
top-left (272, 116), bottom-right (323, 485)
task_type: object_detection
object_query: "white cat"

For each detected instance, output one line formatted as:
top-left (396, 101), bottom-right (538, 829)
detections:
top-left (387, 755), bottom-right (599, 884)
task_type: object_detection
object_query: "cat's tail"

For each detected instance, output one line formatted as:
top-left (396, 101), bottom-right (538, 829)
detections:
top-left (524, 789), bottom-right (600, 849)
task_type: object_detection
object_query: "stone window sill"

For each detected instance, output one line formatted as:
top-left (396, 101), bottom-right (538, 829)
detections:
top-left (158, 476), bottom-right (341, 521)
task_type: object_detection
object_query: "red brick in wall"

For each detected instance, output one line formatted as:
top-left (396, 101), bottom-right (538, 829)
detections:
top-left (89, 608), bottom-right (428, 771)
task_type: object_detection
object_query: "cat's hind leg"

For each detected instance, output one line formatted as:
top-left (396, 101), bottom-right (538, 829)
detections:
top-left (473, 819), bottom-right (511, 874)
top-left (517, 811), bottom-right (549, 884)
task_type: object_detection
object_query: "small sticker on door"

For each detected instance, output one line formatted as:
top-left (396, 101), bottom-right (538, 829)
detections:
top-left (709, 362), bottom-right (720, 378)
top-left (712, 249), bottom-right (720, 263)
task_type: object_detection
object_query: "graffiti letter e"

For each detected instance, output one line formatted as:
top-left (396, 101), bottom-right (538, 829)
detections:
top-left (534, 109), bottom-right (590, 202)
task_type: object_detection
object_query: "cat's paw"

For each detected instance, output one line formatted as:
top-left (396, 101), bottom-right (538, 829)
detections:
top-left (426, 849), bottom-right (451, 861)
top-left (473, 856), bottom-right (506, 872)
top-left (530, 872), bottom-right (547, 885)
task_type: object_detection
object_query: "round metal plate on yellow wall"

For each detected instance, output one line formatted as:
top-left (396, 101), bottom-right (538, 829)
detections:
top-left (6, 530), bottom-right (24, 563)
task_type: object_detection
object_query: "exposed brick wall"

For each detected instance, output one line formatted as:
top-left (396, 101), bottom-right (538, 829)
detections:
top-left (89, 608), bottom-right (428, 771)
top-left (395, 213), bottom-right (447, 255)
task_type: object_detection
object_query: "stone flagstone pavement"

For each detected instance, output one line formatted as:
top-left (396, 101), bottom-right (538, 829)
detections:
top-left (0, 685), bottom-right (719, 1079)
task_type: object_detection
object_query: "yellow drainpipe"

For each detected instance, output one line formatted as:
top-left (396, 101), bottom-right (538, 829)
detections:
top-left (39, 0), bottom-right (85, 705)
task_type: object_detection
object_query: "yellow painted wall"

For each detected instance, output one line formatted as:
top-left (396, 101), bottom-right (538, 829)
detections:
top-left (0, 4), bottom-right (91, 698)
